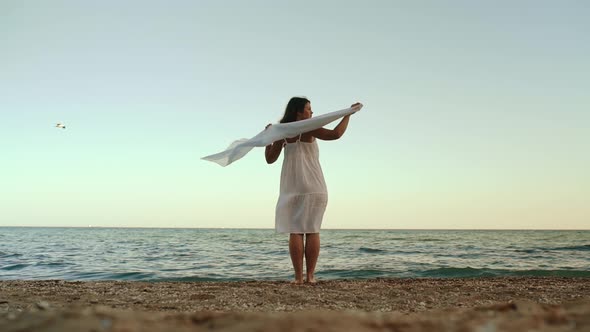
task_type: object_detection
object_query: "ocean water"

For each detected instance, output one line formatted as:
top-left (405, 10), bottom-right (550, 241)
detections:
top-left (0, 228), bottom-right (588, 281)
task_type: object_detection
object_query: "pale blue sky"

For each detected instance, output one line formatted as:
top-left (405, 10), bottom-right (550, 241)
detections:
top-left (1, 1), bottom-right (588, 229)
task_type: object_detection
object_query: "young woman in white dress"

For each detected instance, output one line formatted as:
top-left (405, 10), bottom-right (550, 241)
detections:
top-left (265, 97), bottom-right (361, 284)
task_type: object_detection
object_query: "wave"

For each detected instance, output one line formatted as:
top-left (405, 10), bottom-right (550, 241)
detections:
top-left (1, 263), bottom-right (31, 271)
top-left (156, 276), bottom-right (258, 282)
top-left (316, 269), bottom-right (391, 279)
top-left (359, 247), bottom-right (387, 254)
top-left (548, 245), bottom-right (590, 251)
top-left (514, 249), bottom-right (538, 254)
top-left (340, 235), bottom-right (406, 241)
top-left (417, 267), bottom-right (590, 278)
top-left (66, 271), bottom-right (158, 281)
top-left (0, 252), bottom-right (22, 259)
top-left (416, 238), bottom-right (445, 242)
top-left (35, 262), bottom-right (73, 268)
top-left (514, 245), bottom-right (589, 253)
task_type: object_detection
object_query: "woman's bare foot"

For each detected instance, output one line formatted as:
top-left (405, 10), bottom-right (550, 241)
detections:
top-left (291, 279), bottom-right (304, 285)
top-left (306, 275), bottom-right (317, 284)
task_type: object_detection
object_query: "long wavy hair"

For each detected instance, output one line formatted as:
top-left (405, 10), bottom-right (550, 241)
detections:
top-left (280, 97), bottom-right (310, 123)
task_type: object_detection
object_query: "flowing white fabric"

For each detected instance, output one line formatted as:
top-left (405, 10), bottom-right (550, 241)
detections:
top-left (201, 104), bottom-right (363, 166)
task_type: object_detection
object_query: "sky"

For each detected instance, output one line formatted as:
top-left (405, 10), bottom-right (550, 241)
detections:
top-left (1, 0), bottom-right (588, 229)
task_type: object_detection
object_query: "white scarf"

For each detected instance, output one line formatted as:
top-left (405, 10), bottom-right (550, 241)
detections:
top-left (202, 104), bottom-right (363, 166)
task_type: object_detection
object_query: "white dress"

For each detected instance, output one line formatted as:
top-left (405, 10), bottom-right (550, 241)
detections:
top-left (275, 135), bottom-right (328, 234)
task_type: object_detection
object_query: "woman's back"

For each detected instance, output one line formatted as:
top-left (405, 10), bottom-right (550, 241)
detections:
top-left (276, 137), bottom-right (328, 234)
top-left (280, 138), bottom-right (327, 195)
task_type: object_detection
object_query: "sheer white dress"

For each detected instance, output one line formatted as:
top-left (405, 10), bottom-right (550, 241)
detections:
top-left (275, 134), bottom-right (328, 234)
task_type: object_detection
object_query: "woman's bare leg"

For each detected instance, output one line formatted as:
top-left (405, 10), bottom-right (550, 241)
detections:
top-left (304, 233), bottom-right (320, 283)
top-left (289, 234), bottom-right (304, 284)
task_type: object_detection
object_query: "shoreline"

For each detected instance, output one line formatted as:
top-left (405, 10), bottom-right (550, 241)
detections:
top-left (1, 277), bottom-right (589, 331)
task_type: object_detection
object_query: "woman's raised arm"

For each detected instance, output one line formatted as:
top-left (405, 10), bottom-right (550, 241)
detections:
top-left (308, 102), bottom-right (361, 141)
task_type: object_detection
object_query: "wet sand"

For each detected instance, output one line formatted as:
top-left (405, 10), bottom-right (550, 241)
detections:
top-left (1, 277), bottom-right (589, 331)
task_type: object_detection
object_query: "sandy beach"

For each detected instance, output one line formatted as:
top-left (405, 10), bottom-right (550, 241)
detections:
top-left (1, 277), bottom-right (589, 331)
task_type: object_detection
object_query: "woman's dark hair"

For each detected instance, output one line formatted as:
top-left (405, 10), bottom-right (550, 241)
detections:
top-left (280, 97), bottom-right (310, 123)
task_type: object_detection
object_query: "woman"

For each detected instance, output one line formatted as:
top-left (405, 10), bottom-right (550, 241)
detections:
top-left (265, 97), bottom-right (361, 284)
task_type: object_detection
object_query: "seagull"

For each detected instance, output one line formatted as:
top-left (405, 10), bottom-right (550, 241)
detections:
top-left (56, 123), bottom-right (66, 129)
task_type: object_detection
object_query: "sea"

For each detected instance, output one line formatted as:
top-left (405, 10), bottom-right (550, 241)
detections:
top-left (1, 228), bottom-right (588, 281)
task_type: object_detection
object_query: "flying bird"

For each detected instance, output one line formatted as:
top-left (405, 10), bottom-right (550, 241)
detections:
top-left (56, 123), bottom-right (66, 129)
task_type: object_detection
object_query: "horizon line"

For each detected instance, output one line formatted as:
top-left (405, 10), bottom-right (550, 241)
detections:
top-left (0, 226), bottom-right (588, 231)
